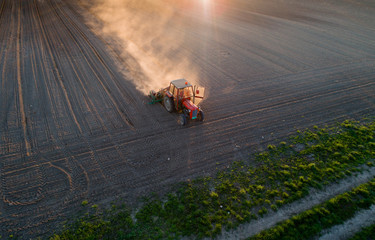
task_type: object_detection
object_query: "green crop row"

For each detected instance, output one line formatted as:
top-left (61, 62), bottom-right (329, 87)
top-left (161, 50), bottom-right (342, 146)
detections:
top-left (349, 223), bottom-right (375, 240)
top-left (249, 177), bottom-right (375, 239)
top-left (50, 118), bottom-right (375, 239)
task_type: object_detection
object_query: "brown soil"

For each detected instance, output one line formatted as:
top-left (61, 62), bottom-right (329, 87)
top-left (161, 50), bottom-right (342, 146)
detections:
top-left (0, 0), bottom-right (374, 238)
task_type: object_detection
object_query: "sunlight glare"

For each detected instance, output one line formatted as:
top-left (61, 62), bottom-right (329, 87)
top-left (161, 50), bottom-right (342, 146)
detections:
top-left (202, 0), bottom-right (211, 17)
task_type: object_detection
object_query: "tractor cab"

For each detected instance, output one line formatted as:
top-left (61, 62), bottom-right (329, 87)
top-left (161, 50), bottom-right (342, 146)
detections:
top-left (167, 79), bottom-right (205, 111)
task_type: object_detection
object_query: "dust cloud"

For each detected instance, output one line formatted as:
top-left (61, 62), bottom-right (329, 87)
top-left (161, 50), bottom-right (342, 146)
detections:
top-left (81, 0), bottom-right (203, 94)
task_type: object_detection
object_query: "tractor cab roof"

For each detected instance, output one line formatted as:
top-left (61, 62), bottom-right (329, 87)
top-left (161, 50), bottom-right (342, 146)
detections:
top-left (171, 79), bottom-right (192, 89)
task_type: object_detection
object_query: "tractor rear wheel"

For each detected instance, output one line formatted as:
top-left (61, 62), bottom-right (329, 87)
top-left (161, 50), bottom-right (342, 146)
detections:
top-left (197, 110), bottom-right (204, 121)
top-left (164, 96), bottom-right (174, 112)
top-left (178, 114), bottom-right (187, 126)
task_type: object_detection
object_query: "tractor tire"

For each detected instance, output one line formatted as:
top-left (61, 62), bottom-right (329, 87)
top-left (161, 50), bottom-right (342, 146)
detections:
top-left (164, 96), bottom-right (174, 113)
top-left (197, 110), bottom-right (204, 121)
top-left (178, 114), bottom-right (187, 126)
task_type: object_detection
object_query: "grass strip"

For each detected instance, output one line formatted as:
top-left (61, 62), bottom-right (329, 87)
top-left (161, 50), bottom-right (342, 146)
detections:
top-left (50, 118), bottom-right (375, 239)
top-left (248, 177), bottom-right (375, 240)
top-left (349, 223), bottom-right (375, 240)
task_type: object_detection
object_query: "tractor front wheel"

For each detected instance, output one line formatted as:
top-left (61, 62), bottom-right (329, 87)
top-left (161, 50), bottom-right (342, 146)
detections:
top-left (164, 96), bottom-right (174, 113)
top-left (178, 114), bottom-right (187, 126)
top-left (197, 110), bottom-right (204, 121)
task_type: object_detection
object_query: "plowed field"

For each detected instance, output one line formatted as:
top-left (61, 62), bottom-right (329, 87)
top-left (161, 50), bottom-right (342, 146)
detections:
top-left (0, 0), bottom-right (374, 237)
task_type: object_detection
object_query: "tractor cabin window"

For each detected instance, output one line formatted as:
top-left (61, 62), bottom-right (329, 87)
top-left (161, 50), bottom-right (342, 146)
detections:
top-left (173, 86), bottom-right (179, 97)
top-left (184, 87), bottom-right (193, 99)
top-left (170, 85), bottom-right (175, 96)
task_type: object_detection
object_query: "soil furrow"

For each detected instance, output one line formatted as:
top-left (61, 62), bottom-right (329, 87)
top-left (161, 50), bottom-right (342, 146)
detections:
top-left (1, 0), bottom-right (375, 237)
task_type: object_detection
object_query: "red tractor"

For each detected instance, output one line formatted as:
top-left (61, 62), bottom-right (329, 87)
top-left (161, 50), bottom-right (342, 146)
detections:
top-left (148, 79), bottom-right (205, 125)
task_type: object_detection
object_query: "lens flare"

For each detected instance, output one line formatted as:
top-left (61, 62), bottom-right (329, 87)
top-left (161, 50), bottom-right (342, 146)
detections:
top-left (202, 0), bottom-right (211, 18)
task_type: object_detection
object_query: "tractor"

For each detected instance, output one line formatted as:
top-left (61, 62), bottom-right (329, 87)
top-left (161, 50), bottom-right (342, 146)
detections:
top-left (148, 79), bottom-right (205, 126)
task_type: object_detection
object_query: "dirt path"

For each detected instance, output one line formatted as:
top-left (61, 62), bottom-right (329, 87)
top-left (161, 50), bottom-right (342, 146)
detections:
top-left (215, 166), bottom-right (375, 239)
top-left (0, 0), bottom-right (374, 238)
top-left (318, 205), bottom-right (375, 240)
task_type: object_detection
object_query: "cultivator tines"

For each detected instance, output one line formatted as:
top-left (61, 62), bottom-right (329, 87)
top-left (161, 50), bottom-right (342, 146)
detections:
top-left (148, 90), bottom-right (163, 104)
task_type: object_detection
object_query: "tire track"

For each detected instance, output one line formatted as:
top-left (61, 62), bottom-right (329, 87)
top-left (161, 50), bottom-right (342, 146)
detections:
top-left (51, 0), bottom-right (136, 130)
top-left (0, 0), bottom-right (5, 20)
top-left (208, 78), bottom-right (375, 126)
top-left (0, 0), bottom-right (7, 66)
top-left (51, 0), bottom-right (185, 175)
top-left (0, 2), bottom-right (63, 233)
top-left (15, 0), bottom-right (31, 157)
top-left (38, 0), bottom-right (136, 180)
top-left (3, 3), bottom-right (92, 234)
top-left (26, 0), bottom-right (80, 205)
top-left (33, 1), bottom-right (83, 136)
top-left (0, 1), bottom-right (36, 216)
top-left (204, 60), bottom-right (375, 123)
top-left (32, 0), bottom-right (90, 195)
top-left (0, 0), bottom-right (13, 157)
top-left (32, 0), bottom-right (132, 207)
top-left (33, 0), bottom-right (127, 189)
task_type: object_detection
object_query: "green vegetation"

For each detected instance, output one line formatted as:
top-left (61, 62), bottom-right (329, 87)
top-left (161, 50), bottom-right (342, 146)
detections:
top-left (350, 224), bottom-right (375, 240)
top-left (249, 177), bottom-right (375, 239)
top-left (51, 119), bottom-right (375, 239)
top-left (51, 203), bottom-right (135, 240)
